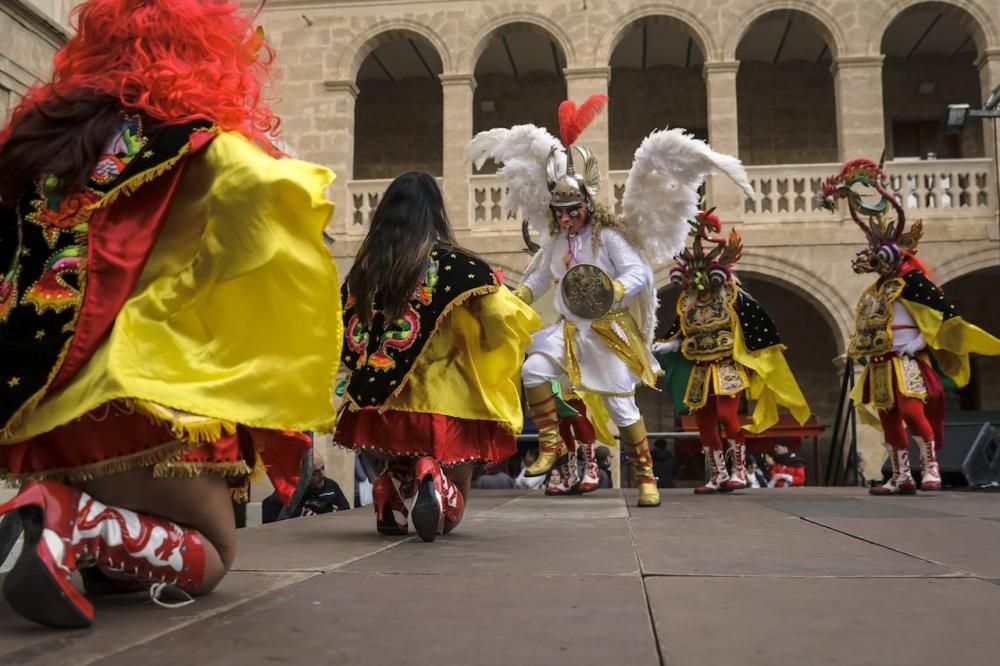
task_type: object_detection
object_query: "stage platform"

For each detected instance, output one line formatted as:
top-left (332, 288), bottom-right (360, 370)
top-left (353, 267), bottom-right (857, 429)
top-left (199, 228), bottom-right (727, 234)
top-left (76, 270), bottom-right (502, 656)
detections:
top-left (1, 487), bottom-right (998, 665)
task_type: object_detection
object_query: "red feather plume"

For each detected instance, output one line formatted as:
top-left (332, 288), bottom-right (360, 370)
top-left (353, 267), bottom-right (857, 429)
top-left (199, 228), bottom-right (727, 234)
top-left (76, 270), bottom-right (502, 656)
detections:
top-left (558, 94), bottom-right (608, 147)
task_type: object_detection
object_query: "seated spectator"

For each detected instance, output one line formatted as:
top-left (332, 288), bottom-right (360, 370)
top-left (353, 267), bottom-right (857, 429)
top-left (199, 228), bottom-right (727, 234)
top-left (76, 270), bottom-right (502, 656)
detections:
top-left (472, 462), bottom-right (516, 489)
top-left (596, 446), bottom-right (613, 489)
top-left (514, 449), bottom-right (547, 490)
top-left (262, 450), bottom-right (351, 522)
top-left (766, 441), bottom-right (807, 488)
top-left (650, 439), bottom-right (675, 488)
top-left (746, 453), bottom-right (768, 488)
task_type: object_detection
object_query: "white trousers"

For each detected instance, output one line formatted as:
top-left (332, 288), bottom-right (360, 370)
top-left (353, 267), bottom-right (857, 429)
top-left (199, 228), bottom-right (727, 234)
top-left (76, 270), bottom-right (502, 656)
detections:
top-left (522, 353), bottom-right (641, 427)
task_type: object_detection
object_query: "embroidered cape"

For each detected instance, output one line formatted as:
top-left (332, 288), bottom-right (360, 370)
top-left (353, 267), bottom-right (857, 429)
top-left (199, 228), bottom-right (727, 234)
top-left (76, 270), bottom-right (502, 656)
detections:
top-left (342, 247), bottom-right (499, 408)
top-left (0, 118), bottom-right (214, 433)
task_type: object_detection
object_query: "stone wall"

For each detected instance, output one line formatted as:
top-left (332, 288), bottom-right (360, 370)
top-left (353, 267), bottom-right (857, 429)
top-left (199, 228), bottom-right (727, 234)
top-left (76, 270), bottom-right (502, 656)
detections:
top-left (609, 66), bottom-right (707, 170)
top-left (353, 77), bottom-right (443, 178)
top-left (0, 0), bottom-right (65, 117)
top-left (882, 53), bottom-right (985, 158)
top-left (737, 61), bottom-right (839, 165)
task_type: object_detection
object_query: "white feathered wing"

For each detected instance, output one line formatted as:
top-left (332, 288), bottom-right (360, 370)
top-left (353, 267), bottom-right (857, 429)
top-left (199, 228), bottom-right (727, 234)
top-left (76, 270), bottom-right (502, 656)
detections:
top-left (463, 124), bottom-right (565, 236)
top-left (623, 128), bottom-right (754, 266)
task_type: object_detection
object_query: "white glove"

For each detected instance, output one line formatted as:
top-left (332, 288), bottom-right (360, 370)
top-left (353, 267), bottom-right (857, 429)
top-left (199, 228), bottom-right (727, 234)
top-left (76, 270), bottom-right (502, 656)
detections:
top-left (899, 335), bottom-right (927, 357)
top-left (652, 339), bottom-right (680, 354)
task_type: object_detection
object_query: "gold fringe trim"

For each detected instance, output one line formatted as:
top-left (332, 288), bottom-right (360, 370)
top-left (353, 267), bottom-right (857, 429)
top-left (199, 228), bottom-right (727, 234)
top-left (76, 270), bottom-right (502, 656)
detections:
top-left (2, 438), bottom-right (197, 485)
top-left (125, 399), bottom-right (237, 443)
top-left (152, 460), bottom-right (252, 479)
top-left (347, 282), bottom-right (500, 412)
top-left (87, 127), bottom-right (220, 211)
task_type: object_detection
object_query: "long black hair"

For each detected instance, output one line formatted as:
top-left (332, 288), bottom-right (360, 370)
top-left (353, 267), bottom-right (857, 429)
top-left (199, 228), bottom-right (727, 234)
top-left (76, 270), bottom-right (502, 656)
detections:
top-left (346, 172), bottom-right (459, 326)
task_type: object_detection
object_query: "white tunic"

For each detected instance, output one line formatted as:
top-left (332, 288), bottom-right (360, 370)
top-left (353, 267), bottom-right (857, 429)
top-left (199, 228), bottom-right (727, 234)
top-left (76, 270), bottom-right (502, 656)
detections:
top-left (520, 225), bottom-right (660, 395)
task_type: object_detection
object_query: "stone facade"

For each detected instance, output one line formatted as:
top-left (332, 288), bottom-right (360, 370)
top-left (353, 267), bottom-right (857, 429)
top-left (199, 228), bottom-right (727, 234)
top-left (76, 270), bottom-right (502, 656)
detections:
top-left (0, 0), bottom-right (65, 117)
top-left (5, 0), bottom-right (1000, 483)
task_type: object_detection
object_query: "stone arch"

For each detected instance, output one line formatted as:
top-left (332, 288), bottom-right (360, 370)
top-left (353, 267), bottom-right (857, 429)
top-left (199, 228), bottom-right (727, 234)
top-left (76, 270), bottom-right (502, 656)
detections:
top-left (869, 0), bottom-right (995, 57)
top-left (654, 252), bottom-right (854, 356)
top-left (462, 13), bottom-right (576, 74)
top-left (935, 245), bottom-right (1000, 284)
top-left (724, 3), bottom-right (846, 61)
top-left (594, 5), bottom-right (717, 66)
top-left (338, 20), bottom-right (452, 81)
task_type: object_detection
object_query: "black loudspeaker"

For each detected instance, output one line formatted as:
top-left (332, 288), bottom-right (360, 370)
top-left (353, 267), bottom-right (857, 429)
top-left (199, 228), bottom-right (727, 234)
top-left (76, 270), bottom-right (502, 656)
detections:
top-left (880, 422), bottom-right (1000, 488)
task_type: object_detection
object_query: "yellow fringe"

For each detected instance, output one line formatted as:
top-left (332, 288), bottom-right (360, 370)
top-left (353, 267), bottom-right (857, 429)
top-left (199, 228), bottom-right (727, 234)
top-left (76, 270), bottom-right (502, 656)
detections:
top-left (1, 438), bottom-right (197, 485)
top-left (126, 399), bottom-right (237, 443)
top-left (152, 459), bottom-right (252, 479)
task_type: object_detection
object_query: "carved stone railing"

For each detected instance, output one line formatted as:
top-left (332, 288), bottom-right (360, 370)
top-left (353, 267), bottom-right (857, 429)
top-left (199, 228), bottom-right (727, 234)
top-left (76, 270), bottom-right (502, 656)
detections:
top-left (469, 174), bottom-right (522, 228)
top-left (348, 159), bottom-right (996, 235)
top-left (345, 178), bottom-right (394, 235)
top-left (742, 159), bottom-right (995, 221)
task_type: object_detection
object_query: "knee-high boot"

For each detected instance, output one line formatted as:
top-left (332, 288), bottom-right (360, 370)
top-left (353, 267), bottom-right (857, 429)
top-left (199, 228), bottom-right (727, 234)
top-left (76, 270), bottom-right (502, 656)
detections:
top-left (620, 420), bottom-right (661, 507)
top-left (523, 383), bottom-right (567, 477)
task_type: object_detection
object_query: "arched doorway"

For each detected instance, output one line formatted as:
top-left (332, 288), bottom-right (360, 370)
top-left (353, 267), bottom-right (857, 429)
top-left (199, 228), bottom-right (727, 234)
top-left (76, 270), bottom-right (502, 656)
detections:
top-left (942, 266), bottom-right (1000, 411)
top-left (735, 10), bottom-right (838, 165)
top-left (881, 2), bottom-right (986, 159)
top-left (608, 17), bottom-right (708, 170)
top-left (472, 23), bottom-right (568, 173)
top-left (353, 35), bottom-right (444, 178)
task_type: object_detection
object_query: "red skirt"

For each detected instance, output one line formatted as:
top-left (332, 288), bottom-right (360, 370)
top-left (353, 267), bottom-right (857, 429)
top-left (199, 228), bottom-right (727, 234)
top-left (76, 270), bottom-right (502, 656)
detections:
top-left (0, 401), bottom-right (312, 501)
top-left (334, 408), bottom-right (515, 465)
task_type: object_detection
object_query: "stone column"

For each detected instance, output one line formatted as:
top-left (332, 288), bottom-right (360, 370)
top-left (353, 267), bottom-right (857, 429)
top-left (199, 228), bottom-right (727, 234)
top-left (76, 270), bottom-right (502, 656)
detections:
top-left (702, 61), bottom-right (745, 217)
top-left (439, 74), bottom-right (476, 229)
top-left (563, 67), bottom-right (611, 206)
top-left (976, 48), bottom-right (1000, 221)
top-left (831, 56), bottom-right (885, 161)
top-left (319, 80), bottom-right (359, 237)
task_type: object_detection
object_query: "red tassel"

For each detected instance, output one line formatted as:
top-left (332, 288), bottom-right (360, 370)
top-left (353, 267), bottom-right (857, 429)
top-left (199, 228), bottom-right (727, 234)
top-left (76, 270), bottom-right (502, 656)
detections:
top-left (558, 94), bottom-right (608, 147)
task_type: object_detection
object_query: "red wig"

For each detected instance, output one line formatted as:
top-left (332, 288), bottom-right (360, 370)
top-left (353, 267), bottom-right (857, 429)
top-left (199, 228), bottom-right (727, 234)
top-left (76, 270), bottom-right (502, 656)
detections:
top-left (1, 0), bottom-right (278, 146)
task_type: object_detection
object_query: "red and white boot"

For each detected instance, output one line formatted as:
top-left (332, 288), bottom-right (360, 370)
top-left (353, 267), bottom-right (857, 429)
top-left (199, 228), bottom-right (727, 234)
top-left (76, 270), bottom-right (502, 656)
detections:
top-left (722, 439), bottom-right (748, 491)
top-left (573, 441), bottom-right (601, 494)
top-left (695, 447), bottom-right (731, 494)
top-left (374, 459), bottom-right (412, 536)
top-left (915, 437), bottom-right (942, 491)
top-left (411, 457), bottom-right (464, 542)
top-left (870, 445), bottom-right (917, 495)
top-left (0, 481), bottom-right (206, 629)
top-left (545, 463), bottom-right (573, 496)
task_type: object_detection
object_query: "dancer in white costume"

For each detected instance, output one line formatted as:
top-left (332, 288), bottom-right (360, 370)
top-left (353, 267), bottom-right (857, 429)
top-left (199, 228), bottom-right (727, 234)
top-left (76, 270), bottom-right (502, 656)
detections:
top-left (466, 96), bottom-right (755, 506)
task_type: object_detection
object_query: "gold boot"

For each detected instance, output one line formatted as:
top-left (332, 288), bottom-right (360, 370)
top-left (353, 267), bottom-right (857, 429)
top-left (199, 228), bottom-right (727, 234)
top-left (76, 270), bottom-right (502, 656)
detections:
top-left (524, 383), bottom-right (567, 477)
top-left (620, 420), bottom-right (661, 507)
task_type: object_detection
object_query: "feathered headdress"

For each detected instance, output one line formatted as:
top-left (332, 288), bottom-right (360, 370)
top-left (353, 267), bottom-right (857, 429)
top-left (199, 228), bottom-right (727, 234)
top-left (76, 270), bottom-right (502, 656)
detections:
top-left (546, 95), bottom-right (607, 206)
top-left (670, 209), bottom-right (743, 291)
top-left (821, 156), bottom-right (923, 275)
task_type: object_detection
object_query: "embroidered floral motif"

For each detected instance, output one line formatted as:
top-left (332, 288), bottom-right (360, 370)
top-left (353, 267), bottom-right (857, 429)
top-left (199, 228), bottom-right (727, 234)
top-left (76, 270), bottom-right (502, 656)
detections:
top-left (23, 245), bottom-right (85, 313)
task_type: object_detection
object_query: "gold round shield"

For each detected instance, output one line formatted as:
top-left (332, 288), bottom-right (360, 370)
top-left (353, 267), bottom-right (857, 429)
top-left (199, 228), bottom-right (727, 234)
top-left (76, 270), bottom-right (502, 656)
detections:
top-left (561, 263), bottom-right (615, 320)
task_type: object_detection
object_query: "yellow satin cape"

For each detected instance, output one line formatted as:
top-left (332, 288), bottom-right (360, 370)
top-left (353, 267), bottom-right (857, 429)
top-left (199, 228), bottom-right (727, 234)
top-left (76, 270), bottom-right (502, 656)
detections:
top-left (4, 132), bottom-right (343, 442)
top-left (733, 323), bottom-right (811, 433)
top-left (371, 286), bottom-right (542, 432)
top-left (902, 298), bottom-right (1000, 388)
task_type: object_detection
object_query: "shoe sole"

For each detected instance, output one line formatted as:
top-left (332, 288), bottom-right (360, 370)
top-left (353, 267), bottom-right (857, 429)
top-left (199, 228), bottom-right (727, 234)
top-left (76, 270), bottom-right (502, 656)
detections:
top-left (4, 507), bottom-right (92, 629)
top-left (411, 476), bottom-right (441, 543)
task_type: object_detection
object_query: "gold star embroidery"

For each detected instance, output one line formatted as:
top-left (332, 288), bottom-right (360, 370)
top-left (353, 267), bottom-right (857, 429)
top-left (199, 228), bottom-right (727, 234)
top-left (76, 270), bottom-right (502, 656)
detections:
top-left (469, 260), bottom-right (475, 265)
top-left (449, 253), bottom-right (456, 258)
top-left (7, 377), bottom-right (20, 388)
top-left (389, 380), bottom-right (397, 386)
top-left (467, 273), bottom-right (475, 278)
top-left (21, 247), bottom-right (30, 257)
top-left (368, 376), bottom-right (376, 382)
top-left (142, 150), bottom-right (154, 158)
top-left (444, 265), bottom-right (452, 271)
top-left (35, 330), bottom-right (45, 340)
top-left (444, 285), bottom-right (452, 292)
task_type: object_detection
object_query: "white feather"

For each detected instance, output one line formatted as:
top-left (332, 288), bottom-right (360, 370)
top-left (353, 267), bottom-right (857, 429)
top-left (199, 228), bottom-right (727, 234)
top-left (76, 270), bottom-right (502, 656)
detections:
top-left (622, 128), bottom-right (754, 266)
top-left (464, 125), bottom-right (565, 234)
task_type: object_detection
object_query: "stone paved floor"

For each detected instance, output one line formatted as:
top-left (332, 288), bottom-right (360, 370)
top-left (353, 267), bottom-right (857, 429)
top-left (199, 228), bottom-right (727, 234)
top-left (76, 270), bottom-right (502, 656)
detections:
top-left (1, 487), bottom-right (998, 665)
